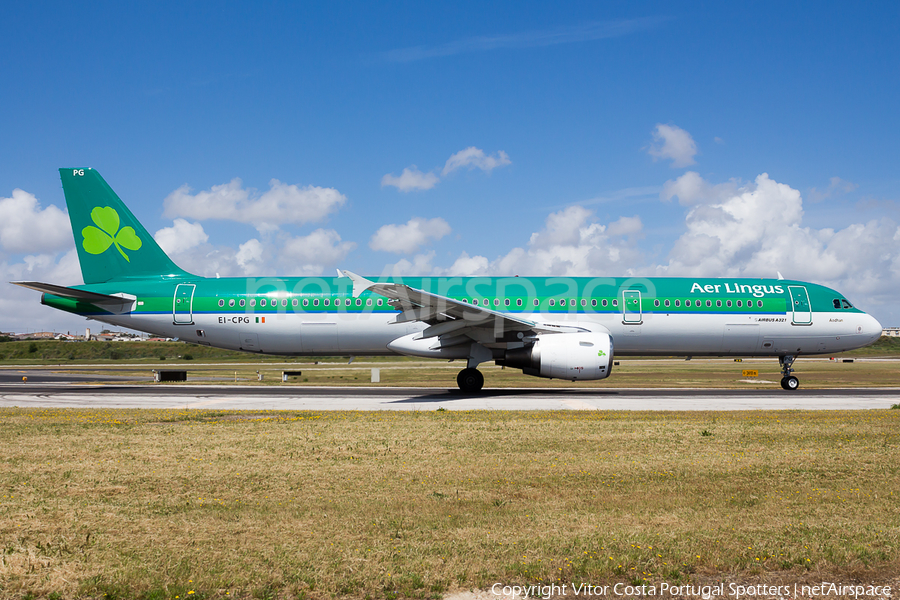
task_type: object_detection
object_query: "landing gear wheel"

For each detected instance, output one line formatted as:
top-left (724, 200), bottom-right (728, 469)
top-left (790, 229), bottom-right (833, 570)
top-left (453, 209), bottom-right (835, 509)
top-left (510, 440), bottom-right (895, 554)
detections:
top-left (457, 368), bottom-right (484, 393)
top-left (778, 355), bottom-right (799, 391)
top-left (780, 376), bottom-right (799, 391)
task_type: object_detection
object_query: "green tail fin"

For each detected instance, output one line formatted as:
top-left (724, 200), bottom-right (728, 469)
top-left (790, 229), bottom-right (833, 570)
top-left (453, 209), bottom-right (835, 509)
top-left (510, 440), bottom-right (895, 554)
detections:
top-left (60, 168), bottom-right (191, 284)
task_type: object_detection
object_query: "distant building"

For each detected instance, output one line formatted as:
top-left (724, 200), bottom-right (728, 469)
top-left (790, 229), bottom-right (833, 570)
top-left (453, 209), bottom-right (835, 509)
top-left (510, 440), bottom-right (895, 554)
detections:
top-left (883, 327), bottom-right (900, 337)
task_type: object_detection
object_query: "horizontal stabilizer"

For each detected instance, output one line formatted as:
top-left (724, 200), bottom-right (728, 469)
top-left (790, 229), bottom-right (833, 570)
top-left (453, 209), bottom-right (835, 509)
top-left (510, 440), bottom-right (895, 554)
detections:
top-left (12, 281), bottom-right (136, 313)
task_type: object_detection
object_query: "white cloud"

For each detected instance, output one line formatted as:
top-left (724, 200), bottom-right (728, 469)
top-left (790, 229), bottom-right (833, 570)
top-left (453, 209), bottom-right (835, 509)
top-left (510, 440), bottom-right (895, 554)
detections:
top-left (380, 167), bottom-right (439, 192)
top-left (153, 219), bottom-right (209, 255)
top-left (658, 172), bottom-right (900, 314)
top-left (369, 217), bottom-right (452, 254)
top-left (389, 252), bottom-right (436, 277)
top-left (808, 176), bottom-right (858, 203)
top-left (442, 251), bottom-right (491, 277)
top-left (280, 229), bottom-right (357, 276)
top-left (163, 178), bottom-right (346, 232)
top-left (379, 17), bottom-right (668, 62)
top-left (0, 250), bottom-right (85, 334)
top-left (660, 171), bottom-right (739, 206)
top-left (383, 147), bottom-right (511, 192)
top-left (0, 190), bottom-right (72, 253)
top-left (236, 239), bottom-right (265, 272)
top-left (442, 147), bottom-right (512, 176)
top-left (426, 206), bottom-right (644, 277)
top-left (647, 123), bottom-right (698, 168)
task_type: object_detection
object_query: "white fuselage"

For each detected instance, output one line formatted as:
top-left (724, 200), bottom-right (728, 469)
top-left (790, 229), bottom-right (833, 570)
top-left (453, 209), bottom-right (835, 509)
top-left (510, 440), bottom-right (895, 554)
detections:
top-left (94, 307), bottom-right (882, 358)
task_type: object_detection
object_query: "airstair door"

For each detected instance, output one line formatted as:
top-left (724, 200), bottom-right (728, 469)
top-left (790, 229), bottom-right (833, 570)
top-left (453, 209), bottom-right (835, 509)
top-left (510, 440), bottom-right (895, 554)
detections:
top-left (788, 285), bottom-right (812, 325)
top-left (173, 284), bottom-right (195, 325)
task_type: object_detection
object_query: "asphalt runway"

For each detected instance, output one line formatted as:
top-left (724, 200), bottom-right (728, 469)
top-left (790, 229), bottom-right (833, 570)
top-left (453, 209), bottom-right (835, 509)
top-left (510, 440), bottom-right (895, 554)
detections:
top-left (1, 383), bottom-right (898, 411)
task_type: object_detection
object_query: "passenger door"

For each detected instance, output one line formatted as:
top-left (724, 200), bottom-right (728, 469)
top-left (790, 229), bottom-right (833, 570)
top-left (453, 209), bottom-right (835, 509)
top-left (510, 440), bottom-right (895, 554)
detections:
top-left (173, 284), bottom-right (195, 325)
top-left (788, 286), bottom-right (812, 325)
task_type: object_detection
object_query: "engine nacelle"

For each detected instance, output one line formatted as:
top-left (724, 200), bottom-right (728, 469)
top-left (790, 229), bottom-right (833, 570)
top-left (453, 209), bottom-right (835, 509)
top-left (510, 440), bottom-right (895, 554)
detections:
top-left (498, 332), bottom-right (614, 380)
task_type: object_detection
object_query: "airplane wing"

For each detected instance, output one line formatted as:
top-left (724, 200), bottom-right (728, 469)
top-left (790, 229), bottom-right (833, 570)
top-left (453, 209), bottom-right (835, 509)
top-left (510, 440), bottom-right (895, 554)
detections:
top-left (341, 271), bottom-right (589, 344)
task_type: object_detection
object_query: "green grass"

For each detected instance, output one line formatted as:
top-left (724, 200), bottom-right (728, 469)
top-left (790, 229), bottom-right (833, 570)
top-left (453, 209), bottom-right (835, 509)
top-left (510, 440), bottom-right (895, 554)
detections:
top-left (1, 335), bottom-right (899, 366)
top-left (1, 408), bottom-right (898, 598)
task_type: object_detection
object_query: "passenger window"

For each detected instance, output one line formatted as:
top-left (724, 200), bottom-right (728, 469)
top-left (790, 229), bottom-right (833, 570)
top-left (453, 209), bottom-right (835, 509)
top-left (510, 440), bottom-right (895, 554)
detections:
top-left (494, 298), bottom-right (500, 306)
top-left (377, 299), bottom-right (383, 306)
top-left (282, 299), bottom-right (287, 307)
top-left (505, 298), bottom-right (510, 307)
top-left (355, 298), bottom-right (361, 306)
top-left (260, 299), bottom-right (267, 307)
top-left (737, 300), bottom-right (742, 308)
top-left (696, 300), bottom-right (702, 307)
top-left (517, 299), bottom-right (522, 307)
top-left (612, 299), bottom-right (618, 307)
top-left (726, 300), bottom-right (732, 308)
top-left (757, 300), bottom-right (763, 307)
top-left (366, 299), bottom-right (372, 306)
top-left (842, 299), bottom-right (853, 309)
top-left (591, 299), bottom-right (597, 307)
top-left (654, 299), bottom-right (660, 307)
top-left (674, 299), bottom-right (680, 307)
top-left (292, 299), bottom-right (299, 307)
top-left (325, 299), bottom-right (330, 306)
top-left (581, 299), bottom-right (586, 307)
top-left (302, 299), bottom-right (309, 307)
top-left (706, 300), bottom-right (712, 307)
top-left (716, 300), bottom-right (722, 307)
top-left (239, 299), bottom-right (245, 308)
top-left (228, 299), bottom-right (235, 307)
top-left (218, 299), bottom-right (225, 307)
top-left (602, 299), bottom-right (608, 307)
top-left (549, 299), bottom-right (555, 307)
top-left (664, 299), bottom-right (670, 308)
top-left (533, 299), bottom-right (539, 306)
top-left (250, 299), bottom-right (256, 307)
top-left (313, 299), bottom-right (319, 307)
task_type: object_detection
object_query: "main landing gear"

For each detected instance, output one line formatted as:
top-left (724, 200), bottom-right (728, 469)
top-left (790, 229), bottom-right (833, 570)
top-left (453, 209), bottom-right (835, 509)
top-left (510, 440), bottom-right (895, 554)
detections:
top-left (456, 368), bottom-right (484, 393)
top-left (779, 355), bottom-right (799, 391)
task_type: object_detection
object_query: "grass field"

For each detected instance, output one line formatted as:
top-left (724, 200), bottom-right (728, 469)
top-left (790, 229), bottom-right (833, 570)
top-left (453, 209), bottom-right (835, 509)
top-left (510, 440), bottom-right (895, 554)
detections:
top-left (1, 408), bottom-right (899, 599)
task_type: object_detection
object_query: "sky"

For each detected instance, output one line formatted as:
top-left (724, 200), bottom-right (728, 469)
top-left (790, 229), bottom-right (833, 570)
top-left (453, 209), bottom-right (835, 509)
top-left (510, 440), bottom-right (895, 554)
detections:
top-left (2, 1), bottom-right (899, 334)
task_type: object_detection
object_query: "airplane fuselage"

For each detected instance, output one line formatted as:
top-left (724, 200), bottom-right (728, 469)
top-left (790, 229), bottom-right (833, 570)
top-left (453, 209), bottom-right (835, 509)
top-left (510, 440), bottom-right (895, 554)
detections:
top-left (42, 275), bottom-right (882, 358)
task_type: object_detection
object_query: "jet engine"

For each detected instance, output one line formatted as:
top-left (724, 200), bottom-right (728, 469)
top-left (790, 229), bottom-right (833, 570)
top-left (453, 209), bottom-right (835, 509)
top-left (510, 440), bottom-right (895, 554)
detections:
top-left (498, 332), bottom-right (614, 380)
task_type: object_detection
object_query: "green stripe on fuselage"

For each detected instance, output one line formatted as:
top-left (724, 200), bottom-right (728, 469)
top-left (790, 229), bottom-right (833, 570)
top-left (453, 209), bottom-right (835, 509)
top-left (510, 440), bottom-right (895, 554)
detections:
top-left (41, 276), bottom-right (859, 318)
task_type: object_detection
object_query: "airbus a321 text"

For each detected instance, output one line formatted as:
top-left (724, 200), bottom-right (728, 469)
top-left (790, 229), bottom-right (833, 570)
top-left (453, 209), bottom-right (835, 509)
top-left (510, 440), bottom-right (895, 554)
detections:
top-left (14, 169), bottom-right (884, 392)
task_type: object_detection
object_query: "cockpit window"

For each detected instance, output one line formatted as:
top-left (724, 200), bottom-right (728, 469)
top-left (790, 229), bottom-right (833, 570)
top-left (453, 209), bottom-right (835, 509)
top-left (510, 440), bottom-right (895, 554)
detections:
top-left (842, 299), bottom-right (853, 309)
top-left (833, 299), bottom-right (841, 309)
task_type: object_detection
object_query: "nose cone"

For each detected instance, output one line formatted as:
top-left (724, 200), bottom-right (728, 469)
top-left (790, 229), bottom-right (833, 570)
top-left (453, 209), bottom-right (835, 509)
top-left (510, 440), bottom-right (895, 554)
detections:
top-left (862, 313), bottom-right (883, 345)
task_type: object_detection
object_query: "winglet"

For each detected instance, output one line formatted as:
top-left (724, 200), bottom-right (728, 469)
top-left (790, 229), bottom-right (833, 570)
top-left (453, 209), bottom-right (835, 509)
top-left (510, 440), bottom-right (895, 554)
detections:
top-left (777, 271), bottom-right (785, 280)
top-left (341, 270), bottom-right (376, 297)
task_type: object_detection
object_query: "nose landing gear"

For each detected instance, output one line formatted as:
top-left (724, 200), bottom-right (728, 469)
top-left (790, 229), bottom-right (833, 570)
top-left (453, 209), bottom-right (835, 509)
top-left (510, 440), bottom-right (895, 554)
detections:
top-left (779, 355), bottom-right (799, 390)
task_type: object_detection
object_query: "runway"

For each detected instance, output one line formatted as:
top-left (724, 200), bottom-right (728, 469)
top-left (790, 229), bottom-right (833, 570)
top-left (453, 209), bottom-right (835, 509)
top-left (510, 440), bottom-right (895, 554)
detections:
top-left (1, 383), bottom-right (898, 411)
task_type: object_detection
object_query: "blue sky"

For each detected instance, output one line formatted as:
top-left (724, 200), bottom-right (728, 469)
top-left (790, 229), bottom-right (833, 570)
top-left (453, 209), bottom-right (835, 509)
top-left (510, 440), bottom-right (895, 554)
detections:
top-left (2, 1), bottom-right (899, 333)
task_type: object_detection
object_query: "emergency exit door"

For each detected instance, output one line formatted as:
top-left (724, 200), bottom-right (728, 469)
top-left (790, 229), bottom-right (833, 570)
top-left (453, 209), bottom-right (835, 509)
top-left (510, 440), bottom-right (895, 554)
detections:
top-left (623, 290), bottom-right (642, 324)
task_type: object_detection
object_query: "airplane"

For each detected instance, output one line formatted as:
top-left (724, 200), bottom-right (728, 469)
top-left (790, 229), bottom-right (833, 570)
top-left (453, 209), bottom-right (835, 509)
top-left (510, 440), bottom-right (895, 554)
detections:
top-left (13, 168), bottom-right (884, 392)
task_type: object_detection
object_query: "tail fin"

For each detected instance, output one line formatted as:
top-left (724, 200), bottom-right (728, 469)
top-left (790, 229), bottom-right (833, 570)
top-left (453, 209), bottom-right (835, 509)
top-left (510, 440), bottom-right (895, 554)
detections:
top-left (60, 168), bottom-right (191, 283)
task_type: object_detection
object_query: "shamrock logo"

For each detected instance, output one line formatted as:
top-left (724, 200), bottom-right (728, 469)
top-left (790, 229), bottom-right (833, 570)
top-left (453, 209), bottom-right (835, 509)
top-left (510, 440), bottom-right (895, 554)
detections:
top-left (81, 206), bottom-right (142, 262)
top-left (597, 350), bottom-right (606, 358)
